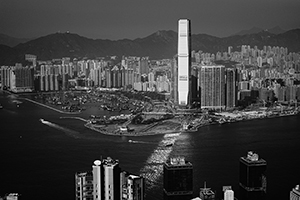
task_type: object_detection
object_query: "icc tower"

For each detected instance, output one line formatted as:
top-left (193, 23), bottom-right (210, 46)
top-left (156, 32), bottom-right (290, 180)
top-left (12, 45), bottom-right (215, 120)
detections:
top-left (177, 19), bottom-right (191, 107)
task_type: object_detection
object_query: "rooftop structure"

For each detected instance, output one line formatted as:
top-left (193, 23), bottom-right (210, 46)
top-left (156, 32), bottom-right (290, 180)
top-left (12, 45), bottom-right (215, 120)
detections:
top-left (290, 185), bottom-right (300, 200)
top-left (240, 151), bottom-right (267, 164)
top-left (165, 156), bottom-right (192, 167)
top-left (199, 182), bottom-right (215, 200)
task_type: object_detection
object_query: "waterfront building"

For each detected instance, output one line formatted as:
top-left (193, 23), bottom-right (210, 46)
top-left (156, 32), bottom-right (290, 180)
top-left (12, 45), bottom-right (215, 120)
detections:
top-left (290, 185), bottom-right (300, 200)
top-left (177, 19), bottom-right (191, 107)
top-left (200, 65), bottom-right (226, 110)
top-left (75, 172), bottom-right (93, 200)
top-left (239, 151), bottom-right (267, 200)
top-left (163, 157), bottom-right (193, 200)
top-left (0, 66), bottom-right (35, 92)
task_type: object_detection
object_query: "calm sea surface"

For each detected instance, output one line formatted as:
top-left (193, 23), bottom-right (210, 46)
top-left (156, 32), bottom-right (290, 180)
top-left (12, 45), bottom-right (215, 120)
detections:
top-left (0, 93), bottom-right (299, 200)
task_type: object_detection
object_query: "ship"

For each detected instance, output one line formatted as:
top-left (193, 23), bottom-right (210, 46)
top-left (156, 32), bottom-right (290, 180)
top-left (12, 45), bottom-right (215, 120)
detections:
top-left (39, 118), bottom-right (46, 123)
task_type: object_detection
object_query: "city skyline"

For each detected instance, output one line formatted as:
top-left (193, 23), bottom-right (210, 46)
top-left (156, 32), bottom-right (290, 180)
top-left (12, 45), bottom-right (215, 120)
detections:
top-left (1, 0), bottom-right (300, 40)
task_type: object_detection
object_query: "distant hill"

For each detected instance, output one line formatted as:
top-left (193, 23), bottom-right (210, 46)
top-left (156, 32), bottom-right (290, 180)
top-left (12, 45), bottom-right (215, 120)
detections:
top-left (267, 26), bottom-right (286, 35)
top-left (1, 28), bottom-right (300, 65)
top-left (0, 33), bottom-right (32, 47)
top-left (233, 26), bottom-right (285, 36)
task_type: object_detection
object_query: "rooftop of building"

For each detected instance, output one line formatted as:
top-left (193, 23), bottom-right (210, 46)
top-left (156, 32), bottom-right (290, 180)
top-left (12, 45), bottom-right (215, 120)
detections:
top-left (165, 157), bottom-right (192, 167)
top-left (75, 171), bottom-right (92, 176)
top-left (199, 182), bottom-right (215, 196)
top-left (240, 151), bottom-right (267, 164)
top-left (102, 157), bottom-right (119, 166)
top-left (293, 185), bottom-right (300, 192)
top-left (92, 157), bottom-right (119, 167)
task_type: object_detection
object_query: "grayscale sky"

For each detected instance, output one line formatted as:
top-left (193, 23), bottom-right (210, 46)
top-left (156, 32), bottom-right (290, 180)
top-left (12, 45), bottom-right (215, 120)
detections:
top-left (0, 0), bottom-right (299, 40)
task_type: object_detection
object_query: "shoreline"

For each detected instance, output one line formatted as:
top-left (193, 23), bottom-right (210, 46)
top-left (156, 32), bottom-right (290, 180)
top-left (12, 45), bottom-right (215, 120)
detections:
top-left (19, 97), bottom-right (81, 115)
top-left (84, 121), bottom-right (181, 137)
top-left (3, 90), bottom-right (299, 137)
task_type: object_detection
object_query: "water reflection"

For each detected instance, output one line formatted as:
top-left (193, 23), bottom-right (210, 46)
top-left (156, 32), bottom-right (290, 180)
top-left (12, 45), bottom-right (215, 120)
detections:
top-left (139, 132), bottom-right (181, 190)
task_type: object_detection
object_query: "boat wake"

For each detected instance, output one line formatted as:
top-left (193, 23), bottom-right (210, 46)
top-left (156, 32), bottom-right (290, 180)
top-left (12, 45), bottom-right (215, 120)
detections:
top-left (128, 140), bottom-right (154, 144)
top-left (139, 132), bottom-right (181, 191)
top-left (39, 118), bottom-right (80, 139)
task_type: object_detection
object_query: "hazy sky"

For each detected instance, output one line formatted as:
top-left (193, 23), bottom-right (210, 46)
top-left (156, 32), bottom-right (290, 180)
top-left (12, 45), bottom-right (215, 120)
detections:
top-left (1, 0), bottom-right (300, 40)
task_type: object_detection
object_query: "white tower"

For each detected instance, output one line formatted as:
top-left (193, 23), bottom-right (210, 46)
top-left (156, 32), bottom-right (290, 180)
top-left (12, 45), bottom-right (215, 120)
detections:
top-left (177, 19), bottom-right (191, 106)
top-left (93, 160), bottom-right (102, 200)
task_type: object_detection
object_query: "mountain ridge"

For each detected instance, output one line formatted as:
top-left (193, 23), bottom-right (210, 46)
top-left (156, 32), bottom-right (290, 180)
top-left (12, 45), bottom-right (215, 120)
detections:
top-left (232, 26), bottom-right (286, 36)
top-left (1, 29), bottom-right (300, 65)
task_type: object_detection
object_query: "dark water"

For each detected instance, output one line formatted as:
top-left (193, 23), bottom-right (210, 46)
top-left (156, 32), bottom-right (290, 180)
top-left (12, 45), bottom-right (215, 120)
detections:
top-left (0, 93), bottom-right (299, 200)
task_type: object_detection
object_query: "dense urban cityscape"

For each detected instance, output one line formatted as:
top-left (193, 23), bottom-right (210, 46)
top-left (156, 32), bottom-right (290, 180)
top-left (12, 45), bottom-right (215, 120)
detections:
top-left (1, 18), bottom-right (300, 200)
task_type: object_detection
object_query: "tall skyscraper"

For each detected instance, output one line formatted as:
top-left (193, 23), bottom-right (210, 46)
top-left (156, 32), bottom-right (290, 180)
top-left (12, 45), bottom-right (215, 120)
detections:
top-left (163, 157), bottom-right (193, 200)
top-left (200, 65), bottom-right (226, 109)
top-left (239, 151), bottom-right (267, 200)
top-left (92, 157), bottom-right (121, 200)
top-left (177, 19), bottom-right (191, 107)
top-left (290, 185), bottom-right (300, 200)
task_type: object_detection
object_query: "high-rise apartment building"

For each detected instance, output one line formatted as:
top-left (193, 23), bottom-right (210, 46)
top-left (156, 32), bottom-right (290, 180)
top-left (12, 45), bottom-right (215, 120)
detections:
top-left (93, 157), bottom-right (121, 200)
top-left (75, 172), bottom-right (93, 200)
top-left (171, 57), bottom-right (178, 104)
top-left (239, 151), bottom-right (267, 200)
top-left (163, 157), bottom-right (193, 200)
top-left (225, 68), bottom-right (237, 108)
top-left (200, 65), bottom-right (225, 109)
top-left (76, 157), bottom-right (144, 200)
top-left (290, 185), bottom-right (300, 200)
top-left (177, 19), bottom-right (191, 107)
top-left (0, 66), bottom-right (34, 92)
top-left (120, 172), bottom-right (145, 200)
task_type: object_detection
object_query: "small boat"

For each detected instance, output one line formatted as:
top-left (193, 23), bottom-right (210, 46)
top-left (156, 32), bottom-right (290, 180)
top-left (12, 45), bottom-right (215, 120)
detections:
top-left (165, 143), bottom-right (173, 147)
top-left (39, 118), bottom-right (46, 123)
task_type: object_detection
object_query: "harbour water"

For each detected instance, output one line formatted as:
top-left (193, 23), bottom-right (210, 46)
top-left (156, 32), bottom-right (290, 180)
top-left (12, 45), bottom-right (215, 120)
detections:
top-left (0, 93), bottom-right (299, 200)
